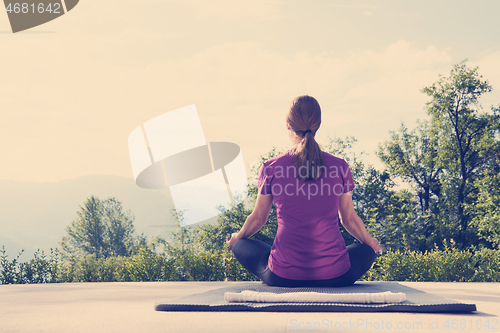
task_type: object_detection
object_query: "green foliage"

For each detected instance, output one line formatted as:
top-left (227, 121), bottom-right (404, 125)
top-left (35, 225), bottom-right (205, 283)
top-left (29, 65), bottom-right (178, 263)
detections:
top-left (420, 60), bottom-right (500, 248)
top-left (59, 253), bottom-right (123, 282)
top-left (366, 190), bottom-right (423, 251)
top-left (173, 246), bottom-right (225, 281)
top-left (3, 243), bottom-right (499, 283)
top-left (378, 60), bottom-right (500, 249)
top-left (377, 120), bottom-right (442, 214)
top-left (1, 246), bottom-right (60, 284)
top-left (468, 169), bottom-right (500, 248)
top-left (0, 246), bottom-right (21, 284)
top-left (17, 249), bottom-right (60, 284)
top-left (363, 242), bottom-right (500, 282)
top-left (60, 196), bottom-right (145, 259)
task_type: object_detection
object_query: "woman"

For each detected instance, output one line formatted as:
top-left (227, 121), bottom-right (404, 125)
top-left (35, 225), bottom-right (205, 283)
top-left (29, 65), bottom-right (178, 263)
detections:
top-left (226, 95), bottom-right (382, 287)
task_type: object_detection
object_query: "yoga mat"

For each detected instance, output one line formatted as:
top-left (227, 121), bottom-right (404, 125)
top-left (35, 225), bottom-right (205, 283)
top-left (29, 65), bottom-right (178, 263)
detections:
top-left (155, 282), bottom-right (476, 313)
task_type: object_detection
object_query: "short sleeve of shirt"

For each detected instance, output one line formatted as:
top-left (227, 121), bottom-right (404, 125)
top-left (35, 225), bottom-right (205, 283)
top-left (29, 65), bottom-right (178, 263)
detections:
top-left (342, 160), bottom-right (355, 193)
top-left (257, 163), bottom-right (272, 195)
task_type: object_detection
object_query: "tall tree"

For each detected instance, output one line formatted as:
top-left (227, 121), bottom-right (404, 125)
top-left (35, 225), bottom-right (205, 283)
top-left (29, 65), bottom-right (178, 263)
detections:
top-left (421, 61), bottom-right (500, 247)
top-left (60, 196), bottom-right (139, 258)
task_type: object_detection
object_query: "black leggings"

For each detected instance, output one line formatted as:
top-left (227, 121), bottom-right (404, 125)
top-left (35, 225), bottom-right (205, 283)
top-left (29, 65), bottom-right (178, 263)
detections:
top-left (232, 238), bottom-right (376, 287)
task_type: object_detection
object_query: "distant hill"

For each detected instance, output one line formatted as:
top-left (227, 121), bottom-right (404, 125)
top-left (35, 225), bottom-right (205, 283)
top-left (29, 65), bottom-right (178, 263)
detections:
top-left (0, 175), bottom-right (178, 260)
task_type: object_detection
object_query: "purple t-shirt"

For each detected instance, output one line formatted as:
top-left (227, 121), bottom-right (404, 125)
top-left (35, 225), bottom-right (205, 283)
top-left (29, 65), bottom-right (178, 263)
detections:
top-left (257, 150), bottom-right (355, 280)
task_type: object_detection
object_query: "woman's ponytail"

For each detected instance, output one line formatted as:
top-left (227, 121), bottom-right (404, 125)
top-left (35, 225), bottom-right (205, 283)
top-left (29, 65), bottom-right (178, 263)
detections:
top-left (287, 96), bottom-right (326, 181)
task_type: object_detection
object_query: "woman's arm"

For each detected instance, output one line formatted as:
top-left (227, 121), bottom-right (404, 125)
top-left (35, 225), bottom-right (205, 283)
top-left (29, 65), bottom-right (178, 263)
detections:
top-left (338, 191), bottom-right (382, 253)
top-left (226, 193), bottom-right (273, 247)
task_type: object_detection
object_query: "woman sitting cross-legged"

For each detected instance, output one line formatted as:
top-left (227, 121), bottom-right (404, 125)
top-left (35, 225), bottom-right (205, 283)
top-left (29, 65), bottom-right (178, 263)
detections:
top-left (226, 95), bottom-right (382, 287)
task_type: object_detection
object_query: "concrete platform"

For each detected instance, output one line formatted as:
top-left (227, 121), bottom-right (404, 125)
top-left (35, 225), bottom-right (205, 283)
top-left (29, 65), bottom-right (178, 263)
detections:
top-left (0, 281), bottom-right (498, 333)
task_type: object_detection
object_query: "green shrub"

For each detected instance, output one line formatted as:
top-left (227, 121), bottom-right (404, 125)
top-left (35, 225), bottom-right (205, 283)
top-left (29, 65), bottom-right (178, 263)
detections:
top-left (123, 247), bottom-right (174, 282)
top-left (363, 243), bottom-right (500, 282)
top-left (1, 246), bottom-right (20, 284)
top-left (3, 243), bottom-right (499, 284)
top-left (1, 246), bottom-right (60, 284)
top-left (59, 254), bottom-right (120, 282)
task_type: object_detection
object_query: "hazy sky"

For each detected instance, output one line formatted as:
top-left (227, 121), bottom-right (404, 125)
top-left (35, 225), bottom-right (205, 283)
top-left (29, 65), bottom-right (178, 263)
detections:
top-left (2, 0), bottom-right (500, 183)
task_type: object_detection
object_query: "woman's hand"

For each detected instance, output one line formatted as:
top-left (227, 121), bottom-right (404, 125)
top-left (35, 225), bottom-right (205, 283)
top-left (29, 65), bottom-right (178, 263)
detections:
top-left (366, 238), bottom-right (383, 254)
top-left (226, 232), bottom-right (240, 251)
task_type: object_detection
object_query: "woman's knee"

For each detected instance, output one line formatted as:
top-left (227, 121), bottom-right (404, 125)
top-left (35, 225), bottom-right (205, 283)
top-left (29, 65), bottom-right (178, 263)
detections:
top-left (346, 243), bottom-right (376, 278)
top-left (361, 243), bottom-right (376, 260)
top-left (232, 238), bottom-right (271, 270)
top-left (231, 238), bottom-right (246, 254)
top-left (232, 238), bottom-right (251, 262)
top-left (347, 243), bottom-right (375, 259)
top-left (233, 238), bottom-right (267, 256)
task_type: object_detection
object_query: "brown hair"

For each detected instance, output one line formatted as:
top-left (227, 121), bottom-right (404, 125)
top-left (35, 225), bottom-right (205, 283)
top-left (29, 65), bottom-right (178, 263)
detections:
top-left (287, 95), bottom-right (326, 181)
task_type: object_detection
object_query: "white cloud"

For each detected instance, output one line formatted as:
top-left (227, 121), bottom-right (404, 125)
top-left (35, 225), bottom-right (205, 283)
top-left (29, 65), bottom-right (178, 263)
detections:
top-left (163, 39), bottom-right (449, 99)
top-left (341, 40), bottom-right (452, 101)
top-left (0, 33), bottom-right (455, 181)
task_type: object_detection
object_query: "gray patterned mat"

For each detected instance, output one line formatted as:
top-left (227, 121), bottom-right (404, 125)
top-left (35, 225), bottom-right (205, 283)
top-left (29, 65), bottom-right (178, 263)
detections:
top-left (155, 281), bottom-right (476, 313)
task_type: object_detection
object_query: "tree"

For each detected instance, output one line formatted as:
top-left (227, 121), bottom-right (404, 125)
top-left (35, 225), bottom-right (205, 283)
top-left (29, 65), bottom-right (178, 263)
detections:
top-left (377, 120), bottom-right (442, 214)
top-left (378, 61), bottom-right (500, 249)
top-left (60, 196), bottom-right (140, 258)
top-left (377, 120), bottom-right (451, 249)
top-left (101, 197), bottom-right (138, 257)
top-left (421, 60), bottom-right (500, 247)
